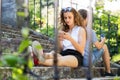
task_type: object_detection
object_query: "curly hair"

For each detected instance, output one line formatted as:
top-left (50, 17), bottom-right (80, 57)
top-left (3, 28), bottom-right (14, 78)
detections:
top-left (60, 7), bottom-right (84, 32)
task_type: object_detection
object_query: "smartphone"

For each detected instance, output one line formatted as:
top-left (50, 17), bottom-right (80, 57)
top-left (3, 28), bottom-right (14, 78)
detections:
top-left (100, 34), bottom-right (105, 40)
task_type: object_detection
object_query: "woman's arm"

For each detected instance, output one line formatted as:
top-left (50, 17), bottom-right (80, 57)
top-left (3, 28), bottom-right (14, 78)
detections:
top-left (58, 40), bottom-right (63, 51)
top-left (58, 31), bottom-right (64, 50)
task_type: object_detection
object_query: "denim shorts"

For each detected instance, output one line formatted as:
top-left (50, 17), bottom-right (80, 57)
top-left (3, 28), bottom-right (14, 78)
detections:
top-left (83, 48), bottom-right (104, 67)
top-left (92, 48), bottom-right (104, 64)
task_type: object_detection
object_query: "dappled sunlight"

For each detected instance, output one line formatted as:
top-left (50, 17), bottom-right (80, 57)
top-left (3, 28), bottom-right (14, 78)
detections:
top-left (104, 0), bottom-right (120, 11)
top-left (112, 54), bottom-right (120, 62)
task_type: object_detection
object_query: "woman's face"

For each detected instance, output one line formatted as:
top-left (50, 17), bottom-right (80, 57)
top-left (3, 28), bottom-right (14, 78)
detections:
top-left (63, 12), bottom-right (74, 27)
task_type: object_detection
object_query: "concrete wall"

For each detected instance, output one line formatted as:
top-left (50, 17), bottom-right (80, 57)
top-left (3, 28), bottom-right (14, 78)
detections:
top-left (1, 0), bottom-right (16, 27)
top-left (1, 0), bottom-right (27, 28)
top-left (16, 0), bottom-right (27, 28)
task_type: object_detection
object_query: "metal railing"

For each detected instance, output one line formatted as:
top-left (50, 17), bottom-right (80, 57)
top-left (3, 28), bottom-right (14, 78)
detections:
top-left (29, 0), bottom-right (55, 38)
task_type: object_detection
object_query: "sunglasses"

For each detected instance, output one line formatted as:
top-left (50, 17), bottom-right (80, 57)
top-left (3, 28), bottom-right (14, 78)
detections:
top-left (62, 7), bottom-right (72, 12)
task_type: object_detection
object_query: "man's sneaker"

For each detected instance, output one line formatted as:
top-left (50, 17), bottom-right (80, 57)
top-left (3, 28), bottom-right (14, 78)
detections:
top-left (28, 46), bottom-right (39, 66)
top-left (104, 72), bottom-right (115, 77)
top-left (32, 41), bottom-right (45, 63)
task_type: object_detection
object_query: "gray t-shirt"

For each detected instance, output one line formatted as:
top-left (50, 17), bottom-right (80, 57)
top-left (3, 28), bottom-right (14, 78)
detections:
top-left (83, 27), bottom-right (98, 66)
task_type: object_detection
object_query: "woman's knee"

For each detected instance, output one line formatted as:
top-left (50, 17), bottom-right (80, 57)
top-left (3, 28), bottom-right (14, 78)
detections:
top-left (57, 57), bottom-right (66, 66)
top-left (58, 56), bottom-right (78, 67)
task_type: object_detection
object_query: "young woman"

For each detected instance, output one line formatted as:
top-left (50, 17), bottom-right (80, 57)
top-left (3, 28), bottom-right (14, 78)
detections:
top-left (29, 7), bottom-right (86, 68)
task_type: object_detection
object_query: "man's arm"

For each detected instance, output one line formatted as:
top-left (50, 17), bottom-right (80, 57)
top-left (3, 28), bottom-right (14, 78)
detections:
top-left (92, 30), bottom-right (106, 49)
top-left (94, 37), bottom-right (106, 49)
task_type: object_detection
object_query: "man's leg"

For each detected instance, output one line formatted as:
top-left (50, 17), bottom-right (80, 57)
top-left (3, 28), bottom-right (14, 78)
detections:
top-left (92, 48), bottom-right (104, 65)
top-left (93, 46), bottom-right (115, 76)
top-left (102, 44), bottom-right (111, 73)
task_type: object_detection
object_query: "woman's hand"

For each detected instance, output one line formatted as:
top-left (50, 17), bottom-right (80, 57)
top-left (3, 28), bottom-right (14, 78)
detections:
top-left (63, 33), bottom-right (72, 41)
top-left (101, 37), bottom-right (106, 42)
top-left (58, 31), bottom-right (65, 41)
top-left (58, 31), bottom-right (72, 41)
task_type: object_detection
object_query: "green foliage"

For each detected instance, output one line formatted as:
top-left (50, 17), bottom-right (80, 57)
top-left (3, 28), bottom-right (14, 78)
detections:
top-left (40, 25), bottom-right (54, 38)
top-left (29, 0), bottom-right (55, 38)
top-left (1, 54), bottom-right (18, 67)
top-left (111, 53), bottom-right (120, 62)
top-left (17, 12), bottom-right (25, 17)
top-left (0, 27), bottom-right (33, 80)
top-left (113, 76), bottom-right (120, 80)
top-left (94, 1), bottom-right (120, 56)
top-left (18, 28), bottom-right (30, 54)
top-left (18, 39), bottom-right (30, 54)
top-left (21, 27), bottom-right (29, 38)
top-left (1, 0), bottom-right (55, 78)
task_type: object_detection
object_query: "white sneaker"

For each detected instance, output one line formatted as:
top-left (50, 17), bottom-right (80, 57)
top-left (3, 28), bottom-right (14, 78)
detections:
top-left (28, 46), bottom-right (33, 57)
top-left (28, 46), bottom-right (34, 65)
top-left (32, 41), bottom-right (45, 62)
top-left (49, 50), bottom-right (55, 54)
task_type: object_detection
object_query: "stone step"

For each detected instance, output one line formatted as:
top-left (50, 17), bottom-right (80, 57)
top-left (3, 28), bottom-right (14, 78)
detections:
top-left (61, 77), bottom-right (120, 80)
top-left (0, 66), bottom-right (119, 80)
top-left (28, 66), bottom-right (119, 80)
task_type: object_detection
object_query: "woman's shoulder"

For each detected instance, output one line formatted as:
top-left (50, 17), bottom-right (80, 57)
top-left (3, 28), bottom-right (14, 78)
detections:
top-left (76, 25), bottom-right (84, 29)
top-left (77, 26), bottom-right (86, 32)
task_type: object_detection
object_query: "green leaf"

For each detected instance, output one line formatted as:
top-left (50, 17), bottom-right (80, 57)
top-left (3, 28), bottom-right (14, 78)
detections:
top-left (18, 39), bottom-right (30, 53)
top-left (2, 55), bottom-right (18, 67)
top-left (21, 27), bottom-right (29, 38)
top-left (111, 53), bottom-right (120, 62)
top-left (28, 58), bottom-right (34, 69)
top-left (17, 57), bottom-right (26, 65)
top-left (17, 12), bottom-right (25, 17)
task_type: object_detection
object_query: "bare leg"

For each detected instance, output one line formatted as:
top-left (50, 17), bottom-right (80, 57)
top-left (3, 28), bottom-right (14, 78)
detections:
top-left (31, 41), bottom-right (79, 68)
top-left (44, 51), bottom-right (62, 59)
top-left (102, 44), bottom-right (111, 73)
top-left (38, 55), bottom-right (78, 68)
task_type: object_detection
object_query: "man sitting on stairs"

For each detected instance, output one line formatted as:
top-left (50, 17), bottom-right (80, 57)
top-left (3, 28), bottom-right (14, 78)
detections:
top-left (78, 9), bottom-right (115, 77)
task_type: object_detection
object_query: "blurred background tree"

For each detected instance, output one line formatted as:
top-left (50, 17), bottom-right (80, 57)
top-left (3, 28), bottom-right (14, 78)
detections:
top-left (93, 0), bottom-right (120, 62)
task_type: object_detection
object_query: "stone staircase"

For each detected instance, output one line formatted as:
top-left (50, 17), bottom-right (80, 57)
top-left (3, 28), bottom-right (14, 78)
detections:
top-left (0, 66), bottom-right (119, 80)
top-left (29, 66), bottom-right (119, 79)
top-left (0, 24), bottom-right (120, 80)
top-left (0, 24), bottom-right (54, 54)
